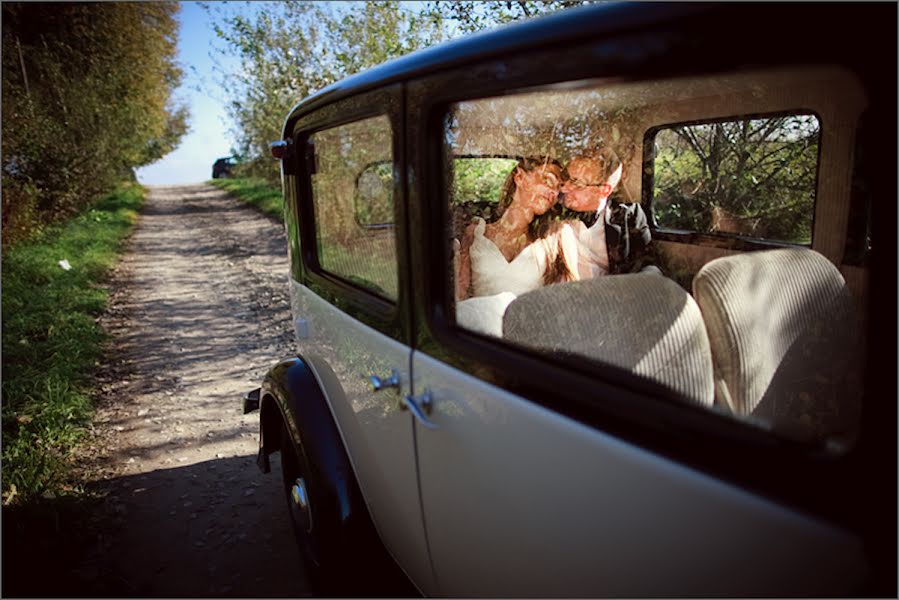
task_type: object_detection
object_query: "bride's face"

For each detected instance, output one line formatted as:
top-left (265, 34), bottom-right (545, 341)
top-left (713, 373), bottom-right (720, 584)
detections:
top-left (514, 164), bottom-right (562, 215)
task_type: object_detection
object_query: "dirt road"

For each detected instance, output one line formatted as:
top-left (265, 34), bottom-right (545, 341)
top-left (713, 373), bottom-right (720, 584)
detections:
top-left (73, 184), bottom-right (309, 596)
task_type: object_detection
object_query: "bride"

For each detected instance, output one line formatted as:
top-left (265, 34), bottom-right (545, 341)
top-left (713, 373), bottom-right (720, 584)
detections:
top-left (453, 150), bottom-right (630, 336)
top-left (453, 156), bottom-right (579, 336)
top-left (455, 156), bottom-right (577, 302)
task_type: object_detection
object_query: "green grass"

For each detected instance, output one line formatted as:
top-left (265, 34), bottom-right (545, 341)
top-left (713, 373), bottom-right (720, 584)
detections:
top-left (210, 177), bottom-right (284, 221)
top-left (1, 182), bottom-right (144, 506)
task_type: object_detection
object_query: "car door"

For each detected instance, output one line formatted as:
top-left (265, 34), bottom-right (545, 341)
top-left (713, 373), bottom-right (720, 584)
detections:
top-left (405, 4), bottom-right (893, 596)
top-left (287, 86), bottom-right (435, 594)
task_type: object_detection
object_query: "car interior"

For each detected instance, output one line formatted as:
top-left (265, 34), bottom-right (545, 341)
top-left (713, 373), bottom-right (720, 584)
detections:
top-left (441, 66), bottom-right (868, 449)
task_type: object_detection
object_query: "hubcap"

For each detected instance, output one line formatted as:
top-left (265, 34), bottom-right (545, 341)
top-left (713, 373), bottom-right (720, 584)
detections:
top-left (290, 477), bottom-right (312, 533)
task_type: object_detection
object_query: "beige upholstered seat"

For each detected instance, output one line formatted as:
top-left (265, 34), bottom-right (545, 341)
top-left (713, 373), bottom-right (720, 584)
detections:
top-left (692, 248), bottom-right (862, 443)
top-left (503, 273), bottom-right (715, 406)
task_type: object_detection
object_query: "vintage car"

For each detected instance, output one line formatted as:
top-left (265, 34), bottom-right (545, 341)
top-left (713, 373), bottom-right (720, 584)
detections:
top-left (246, 3), bottom-right (895, 596)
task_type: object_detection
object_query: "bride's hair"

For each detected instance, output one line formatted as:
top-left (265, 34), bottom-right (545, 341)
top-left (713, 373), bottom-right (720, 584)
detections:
top-left (494, 156), bottom-right (582, 286)
top-left (496, 156), bottom-right (563, 219)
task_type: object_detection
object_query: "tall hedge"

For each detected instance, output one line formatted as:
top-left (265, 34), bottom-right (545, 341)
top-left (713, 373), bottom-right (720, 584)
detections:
top-left (1, 2), bottom-right (188, 248)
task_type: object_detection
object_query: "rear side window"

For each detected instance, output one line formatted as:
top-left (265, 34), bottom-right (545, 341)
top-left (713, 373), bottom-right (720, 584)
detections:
top-left (310, 115), bottom-right (398, 300)
top-left (650, 113), bottom-right (821, 244)
top-left (445, 71), bottom-right (864, 451)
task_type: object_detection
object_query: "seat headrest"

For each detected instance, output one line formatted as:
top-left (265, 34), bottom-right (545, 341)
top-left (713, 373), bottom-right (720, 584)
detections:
top-left (693, 248), bottom-right (862, 442)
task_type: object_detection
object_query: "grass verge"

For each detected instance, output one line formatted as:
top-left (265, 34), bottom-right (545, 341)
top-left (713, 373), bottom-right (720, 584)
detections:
top-left (1, 181), bottom-right (144, 507)
top-left (210, 177), bottom-right (284, 221)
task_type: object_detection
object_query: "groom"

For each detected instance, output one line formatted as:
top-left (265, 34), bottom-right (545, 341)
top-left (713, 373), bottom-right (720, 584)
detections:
top-left (553, 148), bottom-right (656, 276)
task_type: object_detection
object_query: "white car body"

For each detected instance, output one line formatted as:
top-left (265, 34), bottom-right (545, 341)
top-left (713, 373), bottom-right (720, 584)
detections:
top-left (256, 3), bottom-right (896, 596)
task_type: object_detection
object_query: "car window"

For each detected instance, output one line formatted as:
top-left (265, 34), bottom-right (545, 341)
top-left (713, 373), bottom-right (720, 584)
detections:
top-left (445, 71), bottom-right (865, 450)
top-left (310, 115), bottom-right (398, 300)
top-left (448, 156), bottom-right (518, 239)
top-left (650, 113), bottom-right (820, 244)
top-left (355, 161), bottom-right (394, 228)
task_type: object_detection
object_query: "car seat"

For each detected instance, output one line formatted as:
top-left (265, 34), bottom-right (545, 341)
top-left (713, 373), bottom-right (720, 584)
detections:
top-left (502, 273), bottom-right (715, 406)
top-left (692, 248), bottom-right (863, 444)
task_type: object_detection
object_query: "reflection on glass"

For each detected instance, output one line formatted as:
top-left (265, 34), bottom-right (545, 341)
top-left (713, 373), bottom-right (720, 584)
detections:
top-left (310, 115), bottom-right (398, 299)
top-left (440, 73), bottom-right (858, 450)
top-left (355, 161), bottom-right (394, 228)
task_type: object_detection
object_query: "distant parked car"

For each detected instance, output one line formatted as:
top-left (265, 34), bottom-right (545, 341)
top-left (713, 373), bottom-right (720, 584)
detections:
top-left (211, 157), bottom-right (235, 179)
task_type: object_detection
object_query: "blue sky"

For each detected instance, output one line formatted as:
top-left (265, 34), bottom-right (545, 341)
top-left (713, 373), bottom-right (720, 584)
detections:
top-left (136, 2), bottom-right (236, 185)
top-left (133, 1), bottom-right (481, 185)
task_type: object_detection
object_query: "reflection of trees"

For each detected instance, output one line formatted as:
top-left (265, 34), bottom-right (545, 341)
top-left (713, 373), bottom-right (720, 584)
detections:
top-left (654, 115), bottom-right (819, 242)
top-left (356, 163), bottom-right (393, 225)
top-left (451, 158), bottom-right (518, 205)
top-left (447, 89), bottom-right (637, 166)
top-left (313, 117), bottom-right (392, 238)
top-left (311, 116), bottom-right (398, 298)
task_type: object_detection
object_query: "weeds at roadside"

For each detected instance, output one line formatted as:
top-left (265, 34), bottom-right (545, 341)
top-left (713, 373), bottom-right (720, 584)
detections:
top-left (2, 182), bottom-right (144, 507)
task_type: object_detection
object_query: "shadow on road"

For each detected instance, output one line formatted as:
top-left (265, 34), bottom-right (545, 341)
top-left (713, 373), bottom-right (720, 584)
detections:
top-left (4, 454), bottom-right (310, 598)
top-left (2, 185), bottom-right (419, 599)
top-left (4, 453), bottom-right (420, 598)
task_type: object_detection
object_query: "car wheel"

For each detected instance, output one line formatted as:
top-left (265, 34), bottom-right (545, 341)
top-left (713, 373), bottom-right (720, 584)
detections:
top-left (279, 423), bottom-right (330, 591)
top-left (278, 422), bottom-right (419, 597)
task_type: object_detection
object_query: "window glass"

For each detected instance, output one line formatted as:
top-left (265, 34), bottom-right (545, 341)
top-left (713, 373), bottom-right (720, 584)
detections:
top-left (651, 114), bottom-right (820, 244)
top-left (355, 161), bottom-right (393, 228)
top-left (310, 115), bottom-right (397, 300)
top-left (448, 156), bottom-right (519, 240)
top-left (444, 71), bottom-right (862, 450)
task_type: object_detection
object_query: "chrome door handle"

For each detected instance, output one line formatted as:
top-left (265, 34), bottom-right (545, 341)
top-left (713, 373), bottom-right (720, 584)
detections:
top-left (402, 390), bottom-right (438, 430)
top-left (369, 369), bottom-right (400, 392)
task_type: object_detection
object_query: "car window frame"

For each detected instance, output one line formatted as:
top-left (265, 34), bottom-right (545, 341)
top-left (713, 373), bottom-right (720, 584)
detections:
top-left (292, 85), bottom-right (410, 342)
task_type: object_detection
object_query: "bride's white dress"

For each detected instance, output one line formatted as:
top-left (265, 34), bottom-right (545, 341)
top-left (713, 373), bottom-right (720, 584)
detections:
top-left (457, 217), bottom-right (585, 336)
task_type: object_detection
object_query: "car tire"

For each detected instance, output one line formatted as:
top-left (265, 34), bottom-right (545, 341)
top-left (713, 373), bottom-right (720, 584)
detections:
top-left (279, 422), bottom-right (332, 593)
top-left (278, 422), bottom-right (419, 597)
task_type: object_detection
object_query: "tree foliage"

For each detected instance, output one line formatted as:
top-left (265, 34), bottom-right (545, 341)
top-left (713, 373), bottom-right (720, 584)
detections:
top-left (422, 0), bottom-right (596, 36)
top-left (653, 115), bottom-right (820, 243)
top-left (1, 2), bottom-right (187, 248)
top-left (207, 1), bottom-right (591, 185)
top-left (206, 1), bottom-right (446, 183)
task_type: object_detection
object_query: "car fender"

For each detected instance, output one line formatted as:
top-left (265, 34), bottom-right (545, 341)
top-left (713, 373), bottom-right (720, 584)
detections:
top-left (259, 355), bottom-right (359, 526)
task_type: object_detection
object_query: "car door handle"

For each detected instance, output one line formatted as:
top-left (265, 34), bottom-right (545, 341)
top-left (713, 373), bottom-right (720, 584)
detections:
top-left (369, 369), bottom-right (400, 392)
top-left (402, 390), bottom-right (438, 430)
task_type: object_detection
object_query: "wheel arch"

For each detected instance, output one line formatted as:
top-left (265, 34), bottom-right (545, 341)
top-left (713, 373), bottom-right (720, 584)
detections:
top-left (257, 355), bottom-right (420, 595)
top-left (259, 355), bottom-right (361, 527)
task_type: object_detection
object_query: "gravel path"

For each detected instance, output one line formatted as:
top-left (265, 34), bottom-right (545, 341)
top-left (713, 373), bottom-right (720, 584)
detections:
top-left (74, 184), bottom-right (309, 597)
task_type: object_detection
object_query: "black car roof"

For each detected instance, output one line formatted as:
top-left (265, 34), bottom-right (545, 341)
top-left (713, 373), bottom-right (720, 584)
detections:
top-left (282, 2), bottom-right (705, 135)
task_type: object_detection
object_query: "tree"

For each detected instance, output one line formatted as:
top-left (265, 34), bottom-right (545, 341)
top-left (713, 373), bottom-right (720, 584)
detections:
top-left (206, 1), bottom-right (447, 184)
top-left (1, 2), bottom-right (188, 247)
top-left (422, 0), bottom-right (595, 36)
top-left (653, 115), bottom-right (820, 242)
top-left (206, 1), bottom-right (595, 185)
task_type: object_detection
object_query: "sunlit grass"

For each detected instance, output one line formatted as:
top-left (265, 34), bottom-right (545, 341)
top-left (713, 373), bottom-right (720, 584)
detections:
top-left (1, 182), bottom-right (144, 506)
top-left (209, 177), bottom-right (284, 220)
